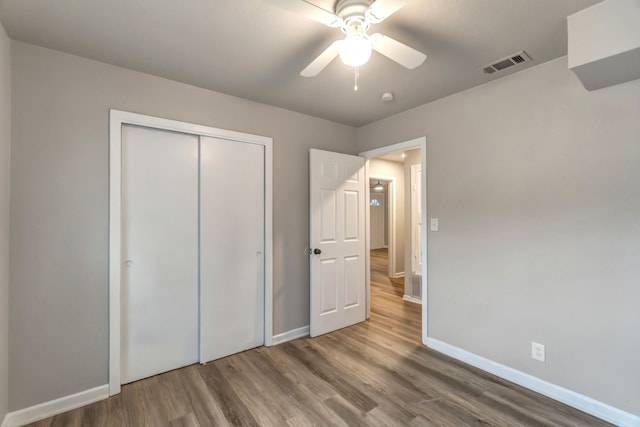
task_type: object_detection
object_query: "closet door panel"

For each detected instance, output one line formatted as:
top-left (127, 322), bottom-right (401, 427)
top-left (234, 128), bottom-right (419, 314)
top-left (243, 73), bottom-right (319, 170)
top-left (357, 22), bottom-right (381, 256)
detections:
top-left (121, 125), bottom-right (199, 383)
top-left (200, 136), bottom-right (265, 363)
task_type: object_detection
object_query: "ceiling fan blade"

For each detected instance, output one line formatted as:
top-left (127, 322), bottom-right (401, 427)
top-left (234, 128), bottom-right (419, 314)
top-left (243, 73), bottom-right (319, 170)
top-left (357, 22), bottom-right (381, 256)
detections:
top-left (365, 0), bottom-right (411, 23)
top-left (370, 33), bottom-right (426, 69)
top-left (268, 0), bottom-right (343, 27)
top-left (301, 40), bottom-right (343, 77)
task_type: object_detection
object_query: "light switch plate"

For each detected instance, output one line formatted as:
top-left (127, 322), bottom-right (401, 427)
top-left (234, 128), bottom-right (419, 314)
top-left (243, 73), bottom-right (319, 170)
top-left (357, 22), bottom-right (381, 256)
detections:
top-left (430, 218), bottom-right (439, 231)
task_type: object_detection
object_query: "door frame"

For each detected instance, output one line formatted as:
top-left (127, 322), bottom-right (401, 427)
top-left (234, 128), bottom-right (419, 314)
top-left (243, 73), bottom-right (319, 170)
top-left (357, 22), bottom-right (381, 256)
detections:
top-left (359, 137), bottom-right (428, 342)
top-left (368, 175), bottom-right (397, 279)
top-left (108, 109), bottom-right (273, 396)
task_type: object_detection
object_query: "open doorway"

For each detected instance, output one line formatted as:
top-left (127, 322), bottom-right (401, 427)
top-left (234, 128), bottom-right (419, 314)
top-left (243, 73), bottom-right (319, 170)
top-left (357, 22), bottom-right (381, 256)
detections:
top-left (369, 175), bottom-right (405, 304)
top-left (368, 148), bottom-right (422, 301)
top-left (368, 175), bottom-right (397, 279)
top-left (369, 178), bottom-right (388, 251)
top-left (361, 137), bottom-right (428, 343)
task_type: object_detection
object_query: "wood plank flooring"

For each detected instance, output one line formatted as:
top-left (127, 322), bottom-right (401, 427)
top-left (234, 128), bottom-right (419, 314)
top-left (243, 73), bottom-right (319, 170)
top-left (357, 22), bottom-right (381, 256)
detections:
top-left (27, 249), bottom-right (610, 426)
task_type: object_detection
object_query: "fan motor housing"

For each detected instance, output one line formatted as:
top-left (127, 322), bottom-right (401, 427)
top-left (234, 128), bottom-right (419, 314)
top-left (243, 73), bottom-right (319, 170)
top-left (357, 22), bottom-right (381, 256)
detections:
top-left (336, 0), bottom-right (373, 20)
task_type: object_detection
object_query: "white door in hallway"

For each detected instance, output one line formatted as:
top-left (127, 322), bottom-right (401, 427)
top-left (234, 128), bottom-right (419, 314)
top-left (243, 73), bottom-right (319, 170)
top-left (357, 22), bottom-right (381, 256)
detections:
top-left (121, 125), bottom-right (199, 384)
top-left (411, 164), bottom-right (423, 274)
top-left (309, 149), bottom-right (366, 337)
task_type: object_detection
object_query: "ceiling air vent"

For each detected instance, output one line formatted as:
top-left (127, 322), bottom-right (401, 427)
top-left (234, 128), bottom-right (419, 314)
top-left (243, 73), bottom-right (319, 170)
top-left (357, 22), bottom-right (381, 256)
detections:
top-left (483, 51), bottom-right (531, 74)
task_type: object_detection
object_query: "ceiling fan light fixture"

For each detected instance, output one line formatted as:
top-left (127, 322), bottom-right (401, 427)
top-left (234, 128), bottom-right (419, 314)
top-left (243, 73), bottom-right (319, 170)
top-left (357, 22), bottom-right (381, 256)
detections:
top-left (276, 0), bottom-right (426, 77)
top-left (339, 34), bottom-right (372, 67)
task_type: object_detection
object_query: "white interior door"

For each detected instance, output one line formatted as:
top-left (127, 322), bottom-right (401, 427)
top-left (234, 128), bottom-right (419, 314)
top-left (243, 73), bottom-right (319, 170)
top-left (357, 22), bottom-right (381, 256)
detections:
top-left (121, 125), bottom-right (199, 384)
top-left (370, 190), bottom-right (386, 249)
top-left (310, 149), bottom-right (366, 337)
top-left (411, 164), bottom-right (423, 274)
top-left (199, 136), bottom-right (265, 362)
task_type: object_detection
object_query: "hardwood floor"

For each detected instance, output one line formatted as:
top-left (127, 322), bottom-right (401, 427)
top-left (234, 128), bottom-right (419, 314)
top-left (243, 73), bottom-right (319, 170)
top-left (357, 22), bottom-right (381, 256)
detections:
top-left (28, 248), bottom-right (609, 426)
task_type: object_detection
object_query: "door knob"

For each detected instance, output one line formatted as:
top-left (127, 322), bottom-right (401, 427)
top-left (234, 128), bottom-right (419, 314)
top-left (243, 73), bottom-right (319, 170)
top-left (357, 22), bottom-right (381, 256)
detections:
top-left (313, 248), bottom-right (321, 255)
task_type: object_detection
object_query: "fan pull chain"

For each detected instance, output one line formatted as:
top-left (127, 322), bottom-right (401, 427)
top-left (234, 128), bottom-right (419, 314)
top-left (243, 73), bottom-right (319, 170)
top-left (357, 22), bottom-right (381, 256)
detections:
top-left (354, 67), bottom-right (360, 91)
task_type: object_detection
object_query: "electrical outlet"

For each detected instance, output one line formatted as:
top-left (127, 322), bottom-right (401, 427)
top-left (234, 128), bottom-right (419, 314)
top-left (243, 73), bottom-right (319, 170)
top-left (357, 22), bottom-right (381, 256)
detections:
top-left (531, 342), bottom-right (545, 362)
top-left (430, 218), bottom-right (439, 231)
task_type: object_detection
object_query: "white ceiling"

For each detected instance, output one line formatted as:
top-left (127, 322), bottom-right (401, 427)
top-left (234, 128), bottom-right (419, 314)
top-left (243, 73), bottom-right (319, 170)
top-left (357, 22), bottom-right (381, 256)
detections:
top-left (377, 148), bottom-right (418, 162)
top-left (0, 0), bottom-right (600, 127)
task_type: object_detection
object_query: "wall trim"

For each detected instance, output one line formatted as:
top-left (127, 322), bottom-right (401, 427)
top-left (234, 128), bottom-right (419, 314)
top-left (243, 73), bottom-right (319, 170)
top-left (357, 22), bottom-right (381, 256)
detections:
top-left (392, 272), bottom-right (405, 279)
top-left (425, 338), bottom-right (640, 427)
top-left (1, 385), bottom-right (109, 427)
top-left (272, 325), bottom-right (310, 345)
top-left (403, 295), bottom-right (422, 305)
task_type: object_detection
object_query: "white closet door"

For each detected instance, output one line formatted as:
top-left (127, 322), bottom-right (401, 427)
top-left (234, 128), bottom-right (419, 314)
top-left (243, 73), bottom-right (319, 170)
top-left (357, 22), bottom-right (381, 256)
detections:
top-left (121, 125), bottom-right (199, 384)
top-left (200, 136), bottom-right (265, 363)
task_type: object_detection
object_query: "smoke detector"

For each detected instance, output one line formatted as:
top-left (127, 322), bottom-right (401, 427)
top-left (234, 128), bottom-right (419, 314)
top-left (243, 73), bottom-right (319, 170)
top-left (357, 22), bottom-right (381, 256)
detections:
top-left (483, 51), bottom-right (532, 74)
top-left (381, 92), bottom-right (394, 102)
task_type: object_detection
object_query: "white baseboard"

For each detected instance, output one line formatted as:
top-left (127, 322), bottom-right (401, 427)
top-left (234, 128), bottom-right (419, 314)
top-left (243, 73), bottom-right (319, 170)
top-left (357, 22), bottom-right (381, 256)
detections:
top-left (425, 338), bottom-right (640, 427)
top-left (403, 295), bottom-right (422, 305)
top-left (272, 325), bottom-right (310, 345)
top-left (392, 272), bottom-right (405, 279)
top-left (2, 385), bottom-right (109, 427)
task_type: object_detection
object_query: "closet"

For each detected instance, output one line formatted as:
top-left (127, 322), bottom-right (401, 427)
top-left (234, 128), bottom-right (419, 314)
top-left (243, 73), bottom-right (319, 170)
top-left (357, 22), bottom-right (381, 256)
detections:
top-left (118, 120), bottom-right (266, 385)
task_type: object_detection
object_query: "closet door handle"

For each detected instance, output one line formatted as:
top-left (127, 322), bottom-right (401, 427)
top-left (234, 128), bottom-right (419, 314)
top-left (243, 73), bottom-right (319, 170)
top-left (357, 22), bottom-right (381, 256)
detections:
top-left (125, 260), bottom-right (133, 267)
top-left (313, 248), bottom-right (321, 255)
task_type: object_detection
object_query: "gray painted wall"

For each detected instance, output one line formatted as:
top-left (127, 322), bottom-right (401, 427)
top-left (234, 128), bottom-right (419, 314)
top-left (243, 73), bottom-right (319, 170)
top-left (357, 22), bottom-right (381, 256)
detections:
top-left (0, 19), bottom-right (10, 424)
top-left (9, 41), bottom-right (357, 410)
top-left (369, 158), bottom-right (404, 275)
top-left (357, 57), bottom-right (640, 415)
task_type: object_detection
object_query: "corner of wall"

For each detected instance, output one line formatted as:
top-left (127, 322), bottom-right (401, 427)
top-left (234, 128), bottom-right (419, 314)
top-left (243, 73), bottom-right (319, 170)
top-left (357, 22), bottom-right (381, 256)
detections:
top-left (0, 17), bottom-right (12, 426)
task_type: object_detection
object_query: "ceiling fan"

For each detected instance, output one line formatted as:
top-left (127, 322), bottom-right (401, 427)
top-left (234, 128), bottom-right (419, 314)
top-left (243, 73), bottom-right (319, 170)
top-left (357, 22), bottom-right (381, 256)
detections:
top-left (269, 0), bottom-right (427, 77)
